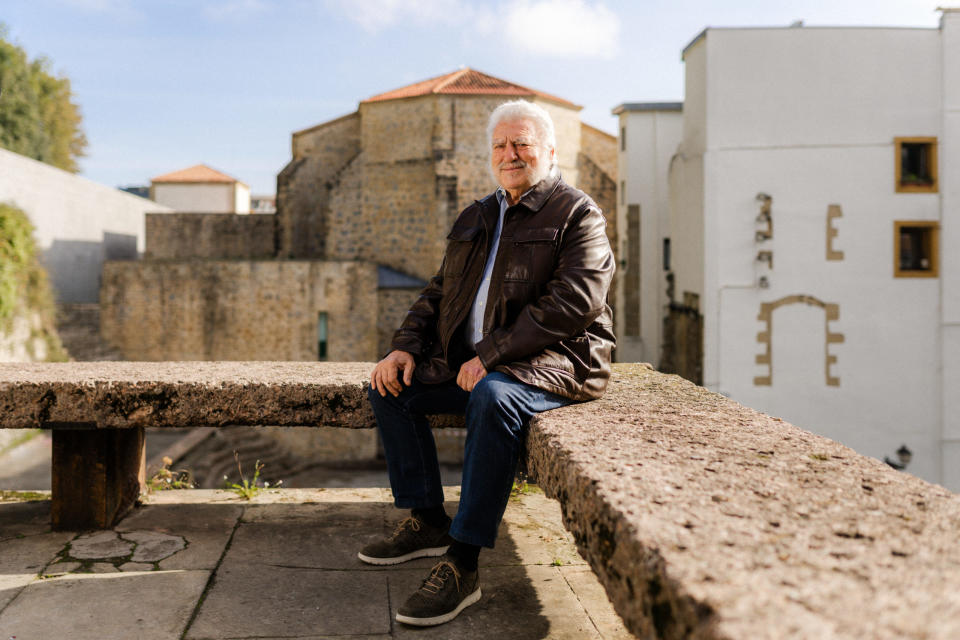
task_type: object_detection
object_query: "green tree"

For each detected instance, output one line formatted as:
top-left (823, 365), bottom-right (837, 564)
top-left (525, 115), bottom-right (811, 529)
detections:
top-left (0, 25), bottom-right (87, 172)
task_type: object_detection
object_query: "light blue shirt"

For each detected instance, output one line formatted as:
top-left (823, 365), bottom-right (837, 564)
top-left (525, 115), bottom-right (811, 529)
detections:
top-left (465, 187), bottom-right (525, 348)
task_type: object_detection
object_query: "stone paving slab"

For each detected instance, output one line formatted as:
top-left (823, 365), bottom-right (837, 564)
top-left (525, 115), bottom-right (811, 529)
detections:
top-left (559, 566), bottom-right (637, 640)
top-left (487, 490), bottom-right (587, 568)
top-left (0, 569), bottom-right (210, 640)
top-left (0, 499), bottom-right (55, 540)
top-left (118, 501), bottom-right (243, 570)
top-left (187, 562), bottom-right (391, 638)
top-left (0, 530), bottom-right (74, 609)
top-left (387, 564), bottom-right (605, 640)
top-left (0, 488), bottom-right (631, 639)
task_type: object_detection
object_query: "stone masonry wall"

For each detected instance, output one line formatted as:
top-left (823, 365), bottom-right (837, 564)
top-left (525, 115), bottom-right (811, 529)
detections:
top-left (377, 288), bottom-right (423, 357)
top-left (324, 152), bottom-right (365, 260)
top-left (277, 113), bottom-right (360, 259)
top-left (537, 98), bottom-right (582, 187)
top-left (144, 213), bottom-right (275, 260)
top-left (274, 92), bottom-right (618, 317)
top-left (100, 260), bottom-right (378, 361)
top-left (581, 123), bottom-right (618, 180)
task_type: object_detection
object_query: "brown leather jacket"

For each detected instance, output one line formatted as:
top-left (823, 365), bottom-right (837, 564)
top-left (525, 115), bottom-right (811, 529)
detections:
top-left (390, 173), bottom-right (615, 401)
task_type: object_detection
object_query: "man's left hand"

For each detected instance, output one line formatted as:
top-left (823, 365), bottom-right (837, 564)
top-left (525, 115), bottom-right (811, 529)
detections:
top-left (457, 356), bottom-right (488, 392)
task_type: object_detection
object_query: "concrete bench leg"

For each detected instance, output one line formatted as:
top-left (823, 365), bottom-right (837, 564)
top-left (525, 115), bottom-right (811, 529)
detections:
top-left (51, 427), bottom-right (146, 530)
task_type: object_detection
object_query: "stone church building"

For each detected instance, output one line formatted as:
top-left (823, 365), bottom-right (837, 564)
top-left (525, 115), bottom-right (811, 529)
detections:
top-left (102, 69), bottom-right (617, 363)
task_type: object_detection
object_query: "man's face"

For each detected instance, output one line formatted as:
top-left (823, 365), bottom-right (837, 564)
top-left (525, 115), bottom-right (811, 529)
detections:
top-left (491, 118), bottom-right (555, 197)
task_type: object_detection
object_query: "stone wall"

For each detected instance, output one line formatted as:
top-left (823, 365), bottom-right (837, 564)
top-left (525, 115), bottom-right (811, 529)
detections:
top-left (277, 113), bottom-right (361, 259)
top-left (280, 94), bottom-right (616, 284)
top-left (581, 123), bottom-right (618, 180)
top-left (145, 213), bottom-right (276, 260)
top-left (376, 288), bottom-right (423, 357)
top-left (100, 260), bottom-right (379, 361)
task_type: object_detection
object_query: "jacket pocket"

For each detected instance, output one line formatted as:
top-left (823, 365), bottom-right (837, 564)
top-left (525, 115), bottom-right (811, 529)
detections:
top-left (505, 227), bottom-right (558, 283)
top-left (443, 225), bottom-right (481, 277)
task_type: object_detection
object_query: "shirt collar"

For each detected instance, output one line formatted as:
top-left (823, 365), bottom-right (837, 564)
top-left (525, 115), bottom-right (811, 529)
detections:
top-left (494, 171), bottom-right (561, 212)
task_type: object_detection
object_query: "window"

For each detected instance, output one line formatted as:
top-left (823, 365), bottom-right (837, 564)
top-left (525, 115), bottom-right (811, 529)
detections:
top-left (620, 127), bottom-right (626, 151)
top-left (663, 237), bottom-right (671, 271)
top-left (894, 221), bottom-right (938, 278)
top-left (317, 312), bottom-right (328, 360)
top-left (620, 181), bottom-right (625, 205)
top-left (895, 137), bottom-right (938, 193)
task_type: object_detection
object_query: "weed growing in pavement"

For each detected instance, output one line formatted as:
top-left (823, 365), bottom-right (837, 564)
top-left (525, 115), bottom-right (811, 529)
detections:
top-left (0, 490), bottom-right (49, 502)
top-left (510, 472), bottom-right (533, 500)
top-left (147, 456), bottom-right (194, 491)
top-left (224, 450), bottom-right (279, 499)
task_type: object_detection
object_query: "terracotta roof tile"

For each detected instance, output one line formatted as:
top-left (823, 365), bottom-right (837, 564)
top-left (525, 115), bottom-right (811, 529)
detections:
top-left (362, 68), bottom-right (579, 109)
top-left (151, 164), bottom-right (238, 184)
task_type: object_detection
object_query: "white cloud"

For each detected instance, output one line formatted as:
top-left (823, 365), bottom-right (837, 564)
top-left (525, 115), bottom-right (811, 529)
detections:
top-left (503, 0), bottom-right (620, 60)
top-left (324, 0), bottom-right (477, 33)
top-left (323, 0), bottom-right (619, 59)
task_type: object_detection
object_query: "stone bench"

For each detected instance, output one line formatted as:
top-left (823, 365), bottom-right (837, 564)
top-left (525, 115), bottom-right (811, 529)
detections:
top-left (2, 361), bottom-right (959, 638)
top-left (0, 362), bottom-right (390, 529)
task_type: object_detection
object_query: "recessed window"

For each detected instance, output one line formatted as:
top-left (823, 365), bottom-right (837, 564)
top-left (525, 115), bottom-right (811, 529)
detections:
top-left (663, 237), bottom-right (671, 271)
top-left (317, 311), bottom-right (329, 360)
top-left (620, 181), bottom-right (625, 205)
top-left (621, 127), bottom-right (626, 151)
top-left (895, 137), bottom-right (938, 193)
top-left (894, 221), bottom-right (938, 278)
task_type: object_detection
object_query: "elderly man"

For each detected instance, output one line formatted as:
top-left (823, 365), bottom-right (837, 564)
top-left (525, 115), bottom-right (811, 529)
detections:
top-left (360, 99), bottom-right (615, 626)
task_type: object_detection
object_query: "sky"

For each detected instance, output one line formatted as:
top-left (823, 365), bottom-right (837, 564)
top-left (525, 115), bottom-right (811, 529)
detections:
top-left (0, 0), bottom-right (947, 195)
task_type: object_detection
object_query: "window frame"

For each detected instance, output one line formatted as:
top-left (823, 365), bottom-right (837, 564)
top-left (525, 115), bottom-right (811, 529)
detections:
top-left (893, 220), bottom-right (939, 278)
top-left (894, 137), bottom-right (938, 194)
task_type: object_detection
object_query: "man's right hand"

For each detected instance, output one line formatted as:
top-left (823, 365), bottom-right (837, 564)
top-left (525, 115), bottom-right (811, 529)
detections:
top-left (370, 350), bottom-right (416, 397)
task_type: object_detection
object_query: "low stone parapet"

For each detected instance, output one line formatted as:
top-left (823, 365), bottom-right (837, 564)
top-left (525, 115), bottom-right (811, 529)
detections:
top-left (1, 361), bottom-right (958, 638)
top-left (528, 363), bottom-right (960, 639)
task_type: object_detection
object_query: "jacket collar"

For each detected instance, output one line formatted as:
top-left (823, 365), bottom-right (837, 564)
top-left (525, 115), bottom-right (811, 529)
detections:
top-left (495, 170), bottom-right (562, 213)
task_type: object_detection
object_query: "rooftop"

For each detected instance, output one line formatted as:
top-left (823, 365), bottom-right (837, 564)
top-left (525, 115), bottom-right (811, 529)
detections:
top-left (612, 102), bottom-right (683, 114)
top-left (151, 164), bottom-right (242, 185)
top-left (362, 67), bottom-right (580, 109)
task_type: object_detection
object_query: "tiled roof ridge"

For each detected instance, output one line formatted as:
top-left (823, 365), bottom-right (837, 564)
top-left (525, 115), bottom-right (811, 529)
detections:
top-left (432, 68), bottom-right (471, 92)
top-left (361, 68), bottom-right (579, 108)
top-left (151, 164), bottom-right (239, 184)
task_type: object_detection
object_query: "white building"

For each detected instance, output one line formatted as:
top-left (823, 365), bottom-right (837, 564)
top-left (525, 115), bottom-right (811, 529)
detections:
top-left (150, 164), bottom-right (251, 214)
top-left (622, 9), bottom-right (960, 489)
top-left (611, 102), bottom-right (682, 365)
top-left (0, 147), bottom-right (172, 303)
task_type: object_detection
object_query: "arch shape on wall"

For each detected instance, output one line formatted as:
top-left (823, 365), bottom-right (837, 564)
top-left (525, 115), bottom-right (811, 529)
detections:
top-left (754, 294), bottom-right (844, 387)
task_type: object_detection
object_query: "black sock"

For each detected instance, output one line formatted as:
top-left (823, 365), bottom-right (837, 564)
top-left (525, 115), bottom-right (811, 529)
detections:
top-left (447, 539), bottom-right (480, 572)
top-left (412, 505), bottom-right (449, 529)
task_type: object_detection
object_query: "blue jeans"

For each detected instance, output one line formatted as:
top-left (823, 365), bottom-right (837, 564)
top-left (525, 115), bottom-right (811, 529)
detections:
top-left (367, 371), bottom-right (572, 548)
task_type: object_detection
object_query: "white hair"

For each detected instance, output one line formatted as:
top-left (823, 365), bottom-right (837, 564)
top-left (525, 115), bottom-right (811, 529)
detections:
top-left (487, 100), bottom-right (557, 166)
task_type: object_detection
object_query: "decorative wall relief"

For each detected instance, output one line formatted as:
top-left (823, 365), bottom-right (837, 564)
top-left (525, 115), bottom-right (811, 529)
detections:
top-left (754, 295), bottom-right (844, 387)
top-left (826, 204), bottom-right (844, 261)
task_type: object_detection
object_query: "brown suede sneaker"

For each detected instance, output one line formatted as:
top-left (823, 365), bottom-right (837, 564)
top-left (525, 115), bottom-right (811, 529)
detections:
top-left (395, 557), bottom-right (481, 626)
top-left (357, 515), bottom-right (452, 565)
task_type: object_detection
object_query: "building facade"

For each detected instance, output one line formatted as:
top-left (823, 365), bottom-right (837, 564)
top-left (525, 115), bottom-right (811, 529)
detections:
top-left (277, 68), bottom-right (617, 282)
top-left (624, 11), bottom-right (959, 488)
top-left (102, 69), bottom-right (617, 364)
top-left (0, 147), bottom-right (171, 303)
top-left (611, 103), bottom-right (683, 365)
top-left (151, 164), bottom-right (251, 214)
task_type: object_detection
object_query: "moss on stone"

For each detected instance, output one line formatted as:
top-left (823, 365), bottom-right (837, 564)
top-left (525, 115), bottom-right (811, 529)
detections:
top-left (0, 203), bottom-right (68, 361)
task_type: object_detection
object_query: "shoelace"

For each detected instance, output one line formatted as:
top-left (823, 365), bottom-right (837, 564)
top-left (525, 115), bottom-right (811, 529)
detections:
top-left (421, 560), bottom-right (461, 594)
top-left (388, 516), bottom-right (421, 540)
